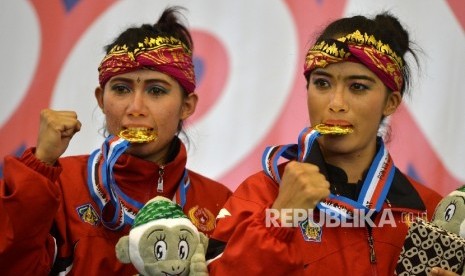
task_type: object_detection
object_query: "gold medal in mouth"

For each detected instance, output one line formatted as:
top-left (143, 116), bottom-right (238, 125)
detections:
top-left (118, 128), bottom-right (158, 143)
top-left (314, 124), bottom-right (353, 135)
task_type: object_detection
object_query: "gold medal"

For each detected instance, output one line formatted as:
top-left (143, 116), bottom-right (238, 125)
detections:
top-left (118, 128), bottom-right (158, 143)
top-left (314, 124), bottom-right (353, 135)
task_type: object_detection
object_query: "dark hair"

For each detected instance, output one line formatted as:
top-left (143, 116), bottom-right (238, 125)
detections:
top-left (103, 6), bottom-right (193, 55)
top-left (310, 11), bottom-right (420, 96)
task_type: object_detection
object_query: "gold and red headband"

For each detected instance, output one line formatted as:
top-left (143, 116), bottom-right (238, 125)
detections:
top-left (98, 36), bottom-right (195, 93)
top-left (304, 30), bottom-right (404, 92)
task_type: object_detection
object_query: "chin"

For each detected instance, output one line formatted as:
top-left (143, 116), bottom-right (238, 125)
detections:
top-left (320, 137), bottom-right (352, 151)
top-left (126, 144), bottom-right (151, 156)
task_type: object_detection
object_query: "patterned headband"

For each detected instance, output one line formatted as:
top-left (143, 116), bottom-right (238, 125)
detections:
top-left (98, 36), bottom-right (195, 93)
top-left (304, 30), bottom-right (404, 92)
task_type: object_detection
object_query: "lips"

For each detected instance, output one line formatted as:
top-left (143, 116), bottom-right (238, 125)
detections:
top-left (324, 119), bottom-right (352, 127)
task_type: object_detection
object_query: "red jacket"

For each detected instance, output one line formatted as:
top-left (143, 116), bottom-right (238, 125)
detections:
top-left (208, 163), bottom-right (442, 276)
top-left (0, 140), bottom-right (231, 275)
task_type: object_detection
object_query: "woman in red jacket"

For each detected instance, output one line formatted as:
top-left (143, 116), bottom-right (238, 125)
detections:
top-left (0, 6), bottom-right (231, 275)
top-left (207, 12), bottom-right (445, 276)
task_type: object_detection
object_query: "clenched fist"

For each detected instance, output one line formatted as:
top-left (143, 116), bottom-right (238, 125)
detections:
top-left (271, 161), bottom-right (330, 223)
top-left (35, 109), bottom-right (82, 165)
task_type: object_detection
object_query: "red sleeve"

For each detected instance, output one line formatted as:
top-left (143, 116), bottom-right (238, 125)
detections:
top-left (0, 148), bottom-right (62, 274)
top-left (208, 172), bottom-right (305, 275)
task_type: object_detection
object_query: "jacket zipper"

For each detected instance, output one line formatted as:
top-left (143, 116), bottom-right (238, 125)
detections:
top-left (367, 225), bottom-right (378, 276)
top-left (157, 165), bottom-right (165, 192)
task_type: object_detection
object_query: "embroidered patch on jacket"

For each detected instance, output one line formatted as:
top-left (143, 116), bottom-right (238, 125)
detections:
top-left (188, 206), bottom-right (215, 232)
top-left (299, 219), bottom-right (322, 242)
top-left (76, 204), bottom-right (100, 226)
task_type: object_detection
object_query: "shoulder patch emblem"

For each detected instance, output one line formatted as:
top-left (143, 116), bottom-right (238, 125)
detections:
top-left (188, 206), bottom-right (216, 232)
top-left (299, 219), bottom-right (322, 242)
top-left (76, 204), bottom-right (100, 226)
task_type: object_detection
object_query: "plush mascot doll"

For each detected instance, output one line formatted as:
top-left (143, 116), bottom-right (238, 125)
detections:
top-left (431, 185), bottom-right (465, 239)
top-left (395, 185), bottom-right (465, 275)
top-left (116, 196), bottom-right (209, 276)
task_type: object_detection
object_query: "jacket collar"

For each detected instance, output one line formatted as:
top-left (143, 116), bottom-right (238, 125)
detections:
top-left (113, 137), bottom-right (187, 201)
top-left (305, 140), bottom-right (426, 212)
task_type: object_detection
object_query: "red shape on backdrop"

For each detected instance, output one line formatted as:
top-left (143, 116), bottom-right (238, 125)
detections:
top-left (218, 0), bottom-right (347, 190)
top-left (447, 0), bottom-right (465, 31)
top-left (190, 31), bottom-right (229, 122)
top-left (0, 0), bottom-right (116, 159)
top-left (388, 105), bottom-right (461, 196)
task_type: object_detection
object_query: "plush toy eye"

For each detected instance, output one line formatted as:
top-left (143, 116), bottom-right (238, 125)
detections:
top-left (444, 203), bottom-right (456, 222)
top-left (154, 240), bottom-right (167, 260)
top-left (178, 240), bottom-right (189, 260)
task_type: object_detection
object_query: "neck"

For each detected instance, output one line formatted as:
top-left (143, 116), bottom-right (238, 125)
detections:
top-left (125, 137), bottom-right (180, 165)
top-left (322, 143), bottom-right (377, 183)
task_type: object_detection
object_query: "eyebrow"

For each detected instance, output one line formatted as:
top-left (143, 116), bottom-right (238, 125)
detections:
top-left (108, 76), bottom-right (172, 85)
top-left (311, 69), bottom-right (377, 83)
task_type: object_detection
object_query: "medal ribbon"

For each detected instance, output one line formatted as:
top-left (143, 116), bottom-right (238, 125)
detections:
top-left (262, 127), bottom-right (395, 219)
top-left (87, 135), bottom-right (190, 230)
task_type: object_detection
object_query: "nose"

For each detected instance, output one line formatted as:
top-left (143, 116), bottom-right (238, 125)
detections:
top-left (127, 91), bottom-right (147, 117)
top-left (329, 89), bottom-right (348, 113)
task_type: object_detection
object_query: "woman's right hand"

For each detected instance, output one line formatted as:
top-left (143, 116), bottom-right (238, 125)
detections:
top-left (271, 161), bottom-right (330, 223)
top-left (35, 109), bottom-right (81, 165)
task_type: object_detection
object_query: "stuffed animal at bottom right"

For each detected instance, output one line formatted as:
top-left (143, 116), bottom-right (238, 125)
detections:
top-left (431, 185), bottom-right (465, 239)
top-left (429, 185), bottom-right (465, 276)
top-left (395, 185), bottom-right (465, 276)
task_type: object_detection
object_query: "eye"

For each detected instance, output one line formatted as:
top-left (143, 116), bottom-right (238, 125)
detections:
top-left (110, 84), bottom-right (131, 94)
top-left (444, 203), bottom-right (456, 222)
top-left (350, 82), bottom-right (369, 92)
top-left (147, 85), bottom-right (168, 96)
top-left (178, 240), bottom-right (189, 260)
top-left (154, 240), bottom-right (167, 260)
top-left (312, 78), bottom-right (330, 89)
